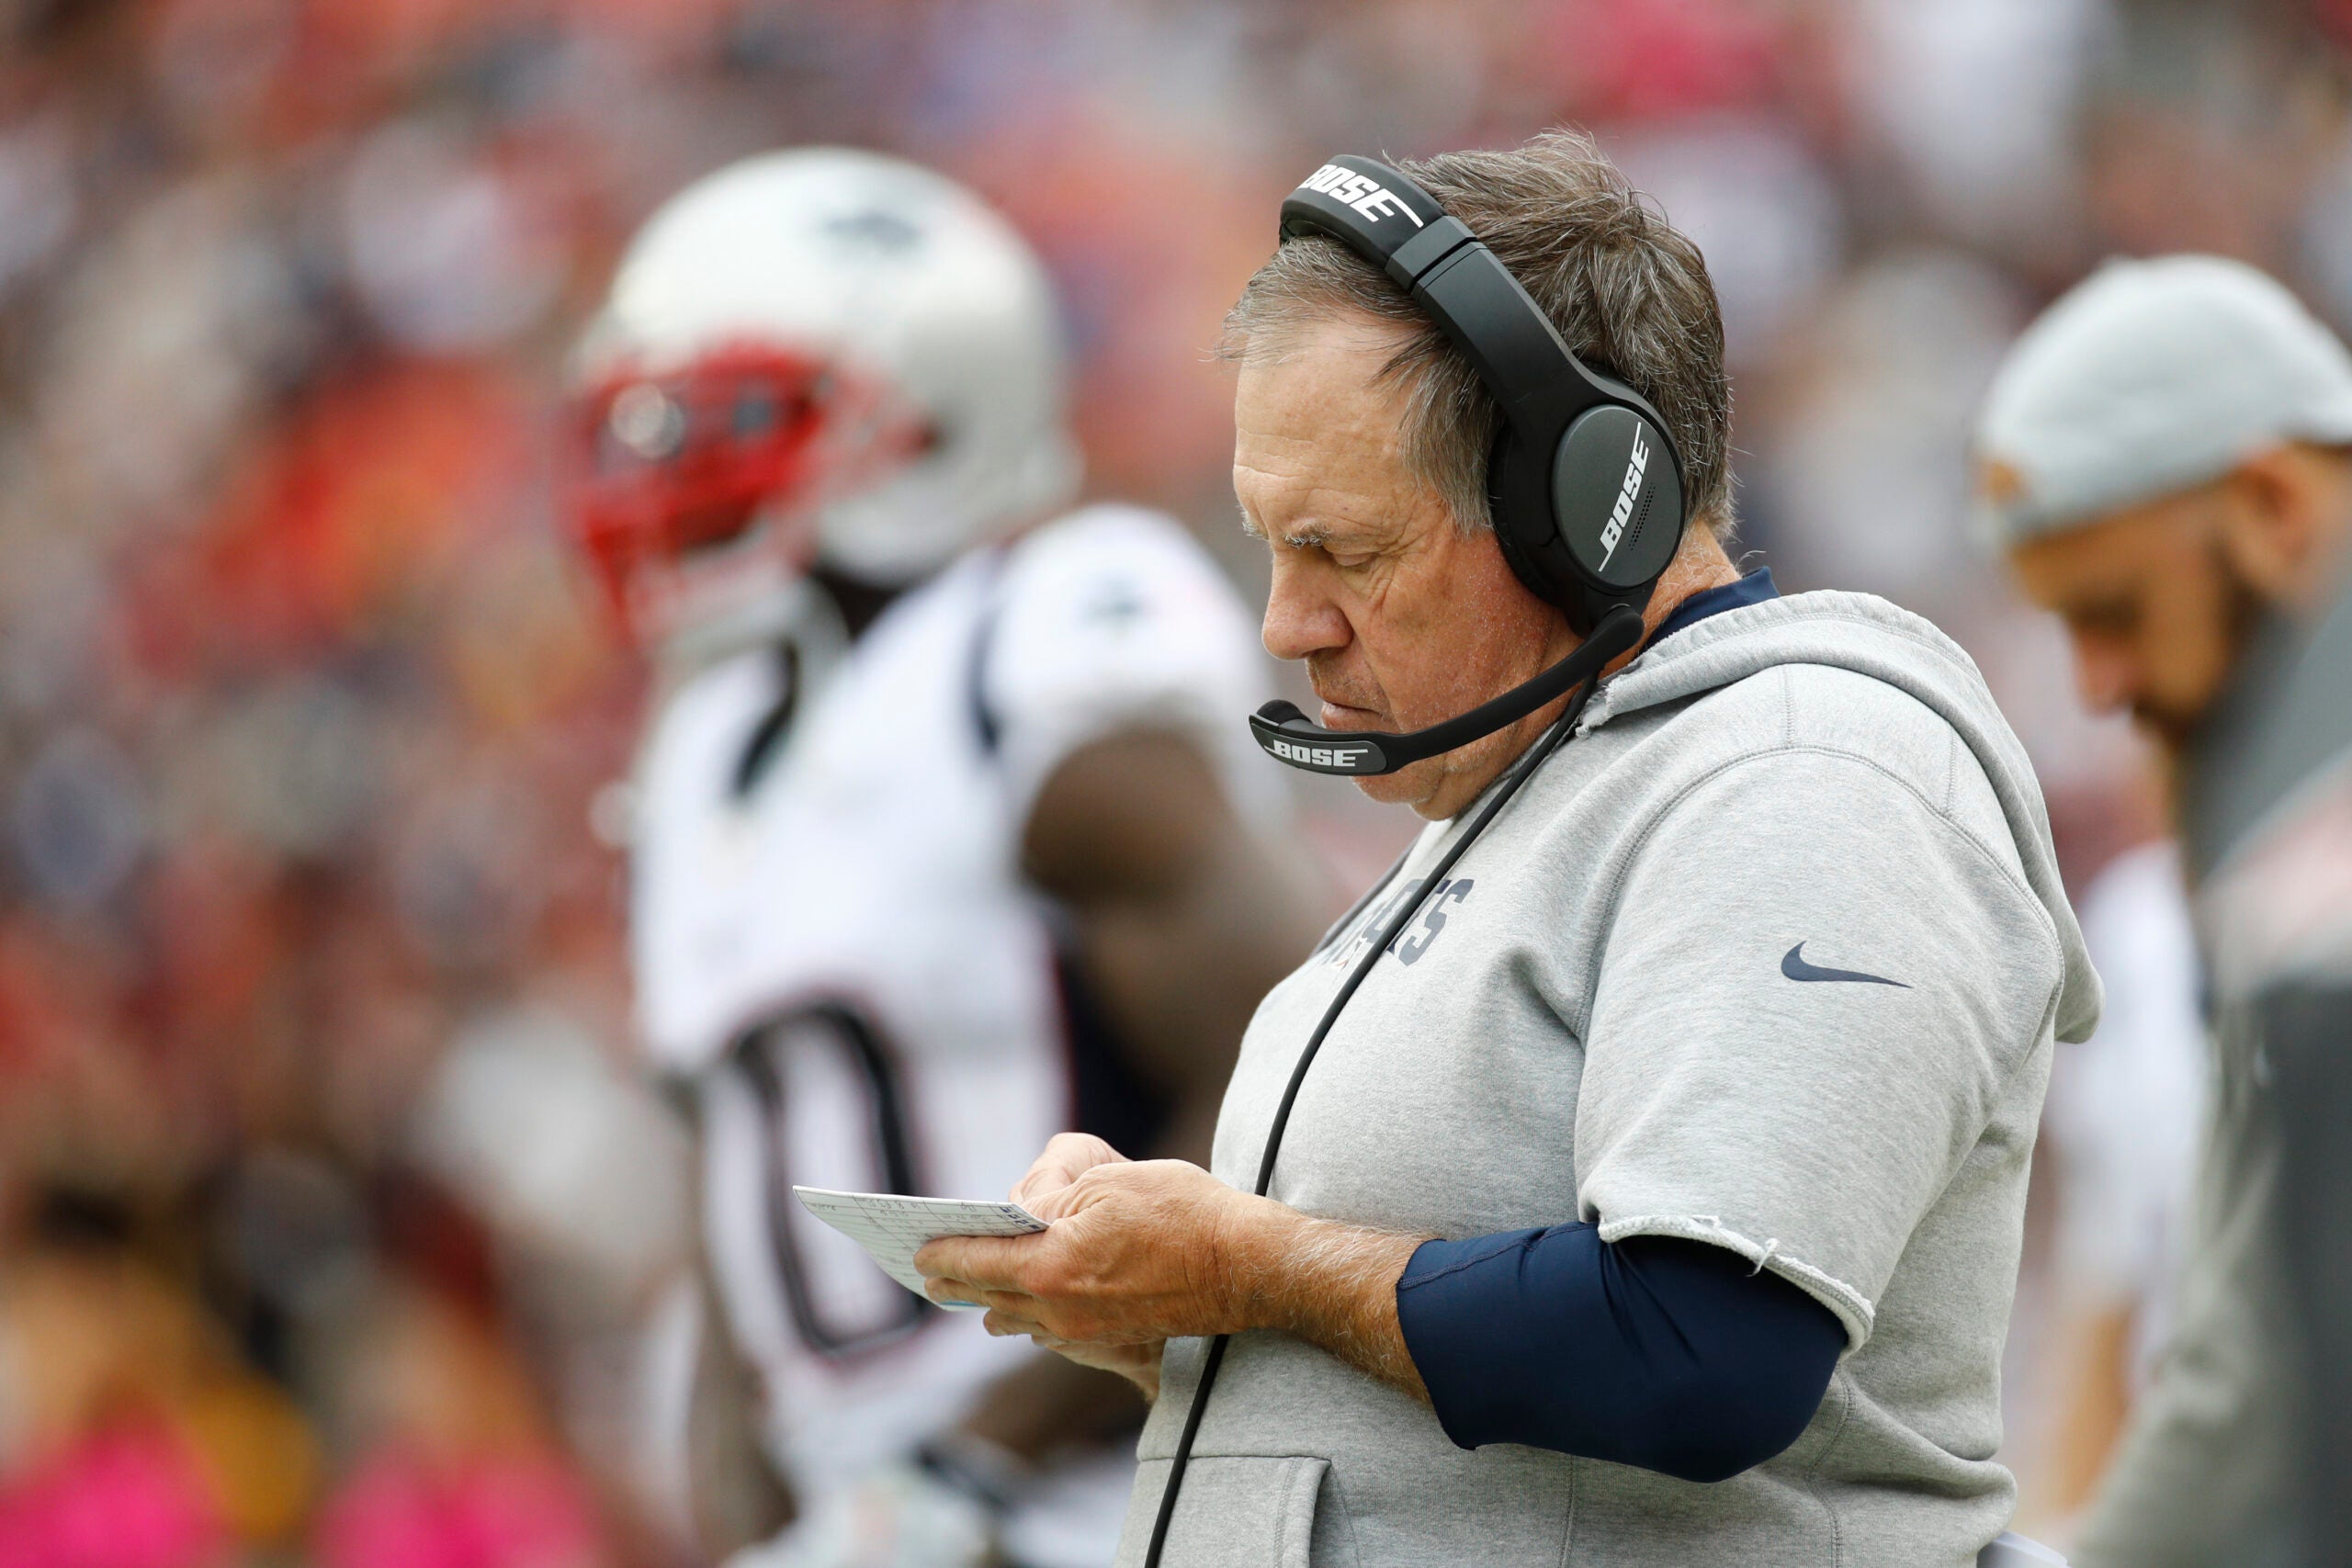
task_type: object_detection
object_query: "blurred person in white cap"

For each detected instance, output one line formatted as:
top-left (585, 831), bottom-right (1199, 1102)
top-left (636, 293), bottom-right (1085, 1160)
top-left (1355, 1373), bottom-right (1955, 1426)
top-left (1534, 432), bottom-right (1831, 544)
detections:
top-left (1977, 254), bottom-right (2352, 1568)
top-left (564, 148), bottom-right (1319, 1568)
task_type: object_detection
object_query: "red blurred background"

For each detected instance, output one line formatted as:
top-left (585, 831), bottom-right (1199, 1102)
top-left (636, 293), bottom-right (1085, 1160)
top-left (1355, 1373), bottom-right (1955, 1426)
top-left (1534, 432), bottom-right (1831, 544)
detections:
top-left (1, 1), bottom-right (2344, 1562)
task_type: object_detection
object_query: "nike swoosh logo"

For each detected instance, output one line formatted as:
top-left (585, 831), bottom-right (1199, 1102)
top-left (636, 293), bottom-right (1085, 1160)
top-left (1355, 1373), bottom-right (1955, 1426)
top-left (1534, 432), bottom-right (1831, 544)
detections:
top-left (1781, 942), bottom-right (1909, 987)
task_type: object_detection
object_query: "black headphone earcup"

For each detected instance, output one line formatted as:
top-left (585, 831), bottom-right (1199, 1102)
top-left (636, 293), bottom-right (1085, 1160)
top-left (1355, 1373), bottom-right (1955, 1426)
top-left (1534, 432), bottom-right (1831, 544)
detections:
top-left (1485, 425), bottom-right (1547, 598)
top-left (1486, 423), bottom-right (1598, 634)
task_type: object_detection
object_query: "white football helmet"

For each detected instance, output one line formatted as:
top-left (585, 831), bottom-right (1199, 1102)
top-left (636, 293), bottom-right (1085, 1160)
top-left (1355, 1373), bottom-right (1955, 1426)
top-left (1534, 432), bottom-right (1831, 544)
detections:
top-left (567, 148), bottom-right (1080, 640)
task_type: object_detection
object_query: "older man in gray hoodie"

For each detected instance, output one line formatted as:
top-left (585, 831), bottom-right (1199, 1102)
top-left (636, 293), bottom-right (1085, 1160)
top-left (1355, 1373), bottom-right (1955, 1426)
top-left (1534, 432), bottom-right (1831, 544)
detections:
top-left (918, 131), bottom-right (2096, 1568)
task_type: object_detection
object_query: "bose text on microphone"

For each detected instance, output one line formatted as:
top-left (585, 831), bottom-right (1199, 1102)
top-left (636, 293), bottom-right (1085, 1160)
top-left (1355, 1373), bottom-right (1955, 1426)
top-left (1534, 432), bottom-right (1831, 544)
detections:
top-left (1248, 604), bottom-right (1644, 775)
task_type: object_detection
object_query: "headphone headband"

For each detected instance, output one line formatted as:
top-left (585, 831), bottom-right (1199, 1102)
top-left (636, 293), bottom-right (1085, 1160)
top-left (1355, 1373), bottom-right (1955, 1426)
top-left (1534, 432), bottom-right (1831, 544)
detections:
top-left (1279, 157), bottom-right (1660, 446)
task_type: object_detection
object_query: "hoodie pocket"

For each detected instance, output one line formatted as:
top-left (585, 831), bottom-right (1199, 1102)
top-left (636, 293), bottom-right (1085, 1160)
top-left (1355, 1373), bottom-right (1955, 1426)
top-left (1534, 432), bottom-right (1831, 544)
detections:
top-left (1115, 1454), bottom-right (1352, 1568)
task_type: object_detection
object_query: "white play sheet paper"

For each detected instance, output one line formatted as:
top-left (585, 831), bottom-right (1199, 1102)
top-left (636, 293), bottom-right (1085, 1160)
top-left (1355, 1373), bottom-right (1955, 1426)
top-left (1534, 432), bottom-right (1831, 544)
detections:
top-left (792, 1187), bottom-right (1048, 1309)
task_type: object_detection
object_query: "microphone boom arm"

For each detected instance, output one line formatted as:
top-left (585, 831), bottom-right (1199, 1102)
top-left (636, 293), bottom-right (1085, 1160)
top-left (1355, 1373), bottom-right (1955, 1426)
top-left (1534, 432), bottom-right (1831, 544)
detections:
top-left (1248, 604), bottom-right (1645, 776)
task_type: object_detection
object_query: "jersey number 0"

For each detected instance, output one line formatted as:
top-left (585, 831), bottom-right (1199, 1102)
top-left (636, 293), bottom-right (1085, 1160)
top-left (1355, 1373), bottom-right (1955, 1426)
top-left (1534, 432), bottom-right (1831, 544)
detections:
top-left (727, 1001), bottom-right (934, 1358)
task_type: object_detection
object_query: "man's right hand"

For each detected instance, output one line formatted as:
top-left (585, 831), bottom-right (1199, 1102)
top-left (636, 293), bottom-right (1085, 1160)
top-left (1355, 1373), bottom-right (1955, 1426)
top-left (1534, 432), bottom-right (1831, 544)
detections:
top-left (1006, 1134), bottom-right (1163, 1399)
top-left (1010, 1133), bottom-right (1130, 1215)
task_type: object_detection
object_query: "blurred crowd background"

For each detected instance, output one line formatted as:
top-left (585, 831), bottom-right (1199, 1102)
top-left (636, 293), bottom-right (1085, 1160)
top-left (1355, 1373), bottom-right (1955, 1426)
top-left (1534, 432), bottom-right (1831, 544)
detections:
top-left (0, 0), bottom-right (2337, 1562)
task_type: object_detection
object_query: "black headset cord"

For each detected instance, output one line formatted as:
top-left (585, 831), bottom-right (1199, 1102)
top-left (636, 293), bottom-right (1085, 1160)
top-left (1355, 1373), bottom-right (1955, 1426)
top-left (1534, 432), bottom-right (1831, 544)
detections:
top-left (1139, 667), bottom-right (1609, 1568)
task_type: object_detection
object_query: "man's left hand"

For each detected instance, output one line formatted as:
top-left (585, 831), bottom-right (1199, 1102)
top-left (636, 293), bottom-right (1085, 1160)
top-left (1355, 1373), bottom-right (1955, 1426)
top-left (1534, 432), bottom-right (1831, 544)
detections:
top-left (914, 1157), bottom-right (1285, 1348)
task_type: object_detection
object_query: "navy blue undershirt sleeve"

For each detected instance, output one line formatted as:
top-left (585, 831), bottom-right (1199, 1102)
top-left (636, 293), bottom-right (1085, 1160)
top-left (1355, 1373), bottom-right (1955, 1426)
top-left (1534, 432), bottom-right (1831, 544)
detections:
top-left (1650, 565), bottom-right (1779, 646)
top-left (1395, 1224), bottom-right (1845, 1483)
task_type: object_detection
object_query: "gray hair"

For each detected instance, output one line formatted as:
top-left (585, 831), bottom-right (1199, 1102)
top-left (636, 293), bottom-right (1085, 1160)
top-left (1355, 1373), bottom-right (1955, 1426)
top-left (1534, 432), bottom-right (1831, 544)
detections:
top-left (1222, 130), bottom-right (1735, 538)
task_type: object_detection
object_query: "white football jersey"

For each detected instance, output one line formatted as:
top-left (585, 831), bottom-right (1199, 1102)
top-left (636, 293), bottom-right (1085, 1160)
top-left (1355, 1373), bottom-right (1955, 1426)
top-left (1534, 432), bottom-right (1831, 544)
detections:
top-left (2041, 840), bottom-right (2206, 1378)
top-left (628, 505), bottom-right (1276, 1520)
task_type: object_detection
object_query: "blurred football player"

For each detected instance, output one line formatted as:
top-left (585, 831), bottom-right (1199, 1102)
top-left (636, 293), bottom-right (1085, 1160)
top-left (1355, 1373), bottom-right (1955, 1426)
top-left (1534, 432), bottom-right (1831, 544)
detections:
top-left (566, 149), bottom-right (1320, 1568)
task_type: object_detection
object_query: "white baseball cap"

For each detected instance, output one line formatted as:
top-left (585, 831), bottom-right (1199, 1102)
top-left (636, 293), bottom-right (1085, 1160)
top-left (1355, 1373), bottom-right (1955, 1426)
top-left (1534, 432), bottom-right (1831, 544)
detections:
top-left (1973, 254), bottom-right (2352, 546)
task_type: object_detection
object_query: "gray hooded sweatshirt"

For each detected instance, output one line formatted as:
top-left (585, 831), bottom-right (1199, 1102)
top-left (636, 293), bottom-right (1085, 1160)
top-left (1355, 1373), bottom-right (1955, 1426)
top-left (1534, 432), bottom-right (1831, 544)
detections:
top-left (1115, 590), bottom-right (2100, 1568)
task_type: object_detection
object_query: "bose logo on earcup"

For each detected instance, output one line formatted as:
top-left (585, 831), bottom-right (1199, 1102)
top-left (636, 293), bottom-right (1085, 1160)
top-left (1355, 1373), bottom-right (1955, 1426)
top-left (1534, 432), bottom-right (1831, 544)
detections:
top-left (1598, 426), bottom-right (1650, 570)
top-left (1297, 164), bottom-right (1425, 229)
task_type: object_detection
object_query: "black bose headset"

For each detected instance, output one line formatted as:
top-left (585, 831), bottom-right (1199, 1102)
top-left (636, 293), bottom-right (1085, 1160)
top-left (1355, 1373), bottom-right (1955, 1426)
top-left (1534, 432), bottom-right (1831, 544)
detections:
top-left (1246, 153), bottom-right (1688, 777)
top-left (1141, 156), bottom-right (1694, 1568)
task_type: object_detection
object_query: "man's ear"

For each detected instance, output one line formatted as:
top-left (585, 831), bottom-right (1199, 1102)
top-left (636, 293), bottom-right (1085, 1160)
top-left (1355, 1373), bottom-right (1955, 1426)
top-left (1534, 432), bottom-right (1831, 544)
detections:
top-left (2217, 444), bottom-right (2352, 606)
